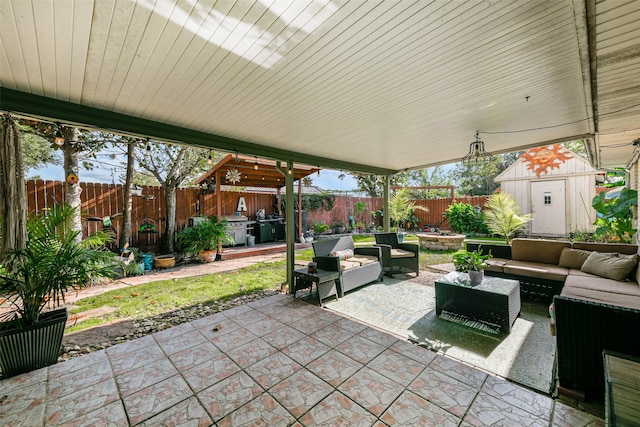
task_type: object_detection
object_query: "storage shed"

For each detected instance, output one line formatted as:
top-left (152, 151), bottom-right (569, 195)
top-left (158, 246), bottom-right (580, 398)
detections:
top-left (494, 144), bottom-right (601, 237)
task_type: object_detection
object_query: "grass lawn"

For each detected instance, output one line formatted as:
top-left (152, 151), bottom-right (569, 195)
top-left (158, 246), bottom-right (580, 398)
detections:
top-left (68, 237), bottom-right (458, 333)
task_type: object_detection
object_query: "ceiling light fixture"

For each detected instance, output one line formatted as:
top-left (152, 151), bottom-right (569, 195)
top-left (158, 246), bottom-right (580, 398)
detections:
top-left (462, 132), bottom-right (493, 165)
top-left (254, 157), bottom-right (259, 170)
top-left (207, 150), bottom-right (213, 166)
top-left (145, 138), bottom-right (151, 157)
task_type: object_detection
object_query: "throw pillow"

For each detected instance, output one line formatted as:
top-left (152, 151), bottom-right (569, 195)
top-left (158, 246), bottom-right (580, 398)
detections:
top-left (581, 251), bottom-right (639, 281)
top-left (558, 248), bottom-right (592, 269)
top-left (330, 249), bottom-right (354, 260)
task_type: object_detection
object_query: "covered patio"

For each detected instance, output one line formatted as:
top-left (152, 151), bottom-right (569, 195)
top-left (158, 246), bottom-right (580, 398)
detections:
top-left (0, 292), bottom-right (601, 426)
top-left (1, 0), bottom-right (639, 425)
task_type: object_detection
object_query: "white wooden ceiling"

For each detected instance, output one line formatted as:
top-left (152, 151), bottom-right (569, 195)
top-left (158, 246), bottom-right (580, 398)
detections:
top-left (1, 0), bottom-right (638, 172)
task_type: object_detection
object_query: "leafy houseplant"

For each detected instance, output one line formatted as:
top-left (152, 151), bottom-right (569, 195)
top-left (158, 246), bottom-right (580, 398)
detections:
top-left (177, 216), bottom-right (233, 263)
top-left (453, 249), bottom-right (491, 285)
top-left (0, 204), bottom-right (115, 377)
top-left (388, 188), bottom-right (428, 241)
top-left (483, 192), bottom-right (532, 244)
top-left (592, 188), bottom-right (638, 243)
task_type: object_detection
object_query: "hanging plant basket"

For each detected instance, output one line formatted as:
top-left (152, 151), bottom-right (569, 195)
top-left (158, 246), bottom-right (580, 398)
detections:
top-left (0, 308), bottom-right (68, 378)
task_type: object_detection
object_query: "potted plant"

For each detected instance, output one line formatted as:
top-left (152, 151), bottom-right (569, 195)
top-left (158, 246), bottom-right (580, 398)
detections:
top-left (388, 188), bottom-right (428, 242)
top-left (453, 249), bottom-right (492, 285)
top-left (177, 216), bottom-right (233, 263)
top-left (332, 220), bottom-right (345, 234)
top-left (0, 204), bottom-right (116, 377)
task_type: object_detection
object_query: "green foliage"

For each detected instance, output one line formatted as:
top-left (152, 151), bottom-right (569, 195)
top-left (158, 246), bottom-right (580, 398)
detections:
top-left (453, 249), bottom-right (491, 272)
top-left (350, 173), bottom-right (409, 197)
top-left (0, 204), bottom-right (116, 326)
top-left (282, 194), bottom-right (335, 212)
top-left (313, 220), bottom-right (330, 235)
top-left (444, 202), bottom-right (489, 234)
top-left (452, 153), bottom-right (520, 196)
top-left (483, 192), bottom-right (532, 244)
top-left (388, 188), bottom-right (428, 231)
top-left (592, 188), bottom-right (637, 243)
top-left (177, 216), bottom-right (233, 255)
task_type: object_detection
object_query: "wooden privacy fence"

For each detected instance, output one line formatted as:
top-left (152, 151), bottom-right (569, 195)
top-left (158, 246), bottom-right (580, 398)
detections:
top-left (26, 180), bottom-right (276, 252)
top-left (25, 180), bottom-right (489, 251)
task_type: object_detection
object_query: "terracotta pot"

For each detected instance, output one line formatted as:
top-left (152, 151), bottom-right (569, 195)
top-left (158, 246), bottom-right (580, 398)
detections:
top-left (199, 250), bottom-right (217, 263)
top-left (153, 255), bottom-right (175, 269)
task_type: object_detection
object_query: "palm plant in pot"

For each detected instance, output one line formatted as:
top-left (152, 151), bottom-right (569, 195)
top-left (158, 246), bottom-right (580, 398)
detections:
top-left (388, 188), bottom-right (428, 242)
top-left (0, 204), bottom-right (116, 377)
top-left (177, 216), bottom-right (234, 263)
top-left (453, 249), bottom-right (492, 285)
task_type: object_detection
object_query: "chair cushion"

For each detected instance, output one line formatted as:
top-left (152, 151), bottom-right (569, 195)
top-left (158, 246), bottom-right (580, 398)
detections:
top-left (580, 251), bottom-right (638, 281)
top-left (390, 248), bottom-right (415, 258)
top-left (349, 255), bottom-right (379, 266)
top-left (558, 248), bottom-right (592, 269)
top-left (339, 260), bottom-right (361, 271)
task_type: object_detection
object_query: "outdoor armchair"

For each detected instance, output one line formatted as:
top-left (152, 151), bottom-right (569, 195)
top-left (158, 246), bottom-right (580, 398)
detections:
top-left (374, 232), bottom-right (420, 277)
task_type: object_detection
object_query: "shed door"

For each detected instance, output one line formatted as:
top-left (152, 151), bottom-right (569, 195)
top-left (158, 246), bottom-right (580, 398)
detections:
top-left (530, 180), bottom-right (566, 235)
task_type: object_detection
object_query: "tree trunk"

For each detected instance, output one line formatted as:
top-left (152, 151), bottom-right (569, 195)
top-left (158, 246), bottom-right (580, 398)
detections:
top-left (164, 185), bottom-right (177, 253)
top-left (0, 115), bottom-right (27, 264)
top-left (62, 127), bottom-right (82, 242)
top-left (119, 141), bottom-right (135, 249)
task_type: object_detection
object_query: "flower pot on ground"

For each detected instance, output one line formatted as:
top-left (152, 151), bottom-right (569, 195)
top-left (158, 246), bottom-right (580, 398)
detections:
top-left (0, 204), bottom-right (116, 377)
top-left (176, 216), bottom-right (234, 263)
top-left (153, 255), bottom-right (175, 269)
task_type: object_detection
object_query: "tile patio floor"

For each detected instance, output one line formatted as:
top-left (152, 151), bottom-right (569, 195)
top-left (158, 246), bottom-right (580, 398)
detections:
top-left (0, 293), bottom-right (603, 426)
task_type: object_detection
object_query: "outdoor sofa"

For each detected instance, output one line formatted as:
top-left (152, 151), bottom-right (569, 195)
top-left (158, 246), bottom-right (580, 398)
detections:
top-left (312, 236), bottom-right (383, 297)
top-left (468, 238), bottom-right (640, 398)
top-left (374, 232), bottom-right (420, 277)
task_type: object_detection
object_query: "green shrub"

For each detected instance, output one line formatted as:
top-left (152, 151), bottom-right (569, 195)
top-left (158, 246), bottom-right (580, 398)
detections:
top-left (444, 202), bottom-right (489, 235)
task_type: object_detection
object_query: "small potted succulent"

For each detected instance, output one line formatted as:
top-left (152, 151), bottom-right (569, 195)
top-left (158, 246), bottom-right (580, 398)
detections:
top-left (453, 249), bottom-right (492, 285)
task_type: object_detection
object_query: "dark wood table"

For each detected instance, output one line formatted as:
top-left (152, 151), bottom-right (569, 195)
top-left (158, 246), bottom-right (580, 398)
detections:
top-left (435, 271), bottom-right (520, 333)
top-left (293, 268), bottom-right (339, 307)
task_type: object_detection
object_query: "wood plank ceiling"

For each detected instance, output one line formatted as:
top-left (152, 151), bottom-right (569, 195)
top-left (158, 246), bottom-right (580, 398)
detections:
top-left (1, 0), bottom-right (638, 172)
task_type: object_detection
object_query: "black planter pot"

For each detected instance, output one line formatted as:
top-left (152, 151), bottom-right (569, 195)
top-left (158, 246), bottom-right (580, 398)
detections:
top-left (0, 307), bottom-right (68, 378)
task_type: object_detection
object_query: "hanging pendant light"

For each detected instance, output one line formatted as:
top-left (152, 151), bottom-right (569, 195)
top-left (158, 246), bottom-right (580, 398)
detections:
top-left (462, 132), bottom-right (493, 165)
top-left (207, 150), bottom-right (213, 166)
top-left (254, 157), bottom-right (259, 170)
top-left (145, 138), bottom-right (152, 157)
top-left (54, 123), bottom-right (64, 146)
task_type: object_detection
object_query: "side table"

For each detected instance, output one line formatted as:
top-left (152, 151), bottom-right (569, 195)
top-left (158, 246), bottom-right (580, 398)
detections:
top-left (604, 350), bottom-right (640, 426)
top-left (293, 268), bottom-right (339, 307)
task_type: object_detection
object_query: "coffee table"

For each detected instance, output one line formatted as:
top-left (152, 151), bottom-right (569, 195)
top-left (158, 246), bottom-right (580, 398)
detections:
top-left (293, 268), bottom-right (339, 307)
top-left (435, 271), bottom-right (520, 333)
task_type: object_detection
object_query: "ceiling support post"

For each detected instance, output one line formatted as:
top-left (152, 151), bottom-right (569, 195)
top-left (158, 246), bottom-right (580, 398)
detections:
top-left (285, 162), bottom-right (295, 293)
top-left (383, 175), bottom-right (390, 232)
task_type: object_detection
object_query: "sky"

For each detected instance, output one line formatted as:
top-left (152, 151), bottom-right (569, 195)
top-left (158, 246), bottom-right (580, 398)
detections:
top-left (29, 151), bottom-right (359, 192)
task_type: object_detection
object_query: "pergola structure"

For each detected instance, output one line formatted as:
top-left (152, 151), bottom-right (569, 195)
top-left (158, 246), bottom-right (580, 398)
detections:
top-left (1, 0), bottom-right (639, 288)
top-left (195, 154), bottom-right (320, 242)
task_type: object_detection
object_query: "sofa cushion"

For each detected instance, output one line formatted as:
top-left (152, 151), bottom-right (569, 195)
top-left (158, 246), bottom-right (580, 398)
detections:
top-left (558, 248), bottom-right (592, 269)
top-left (562, 274), bottom-right (640, 310)
top-left (349, 255), bottom-right (379, 266)
top-left (503, 260), bottom-right (570, 282)
top-left (572, 241), bottom-right (638, 255)
top-left (485, 258), bottom-right (509, 273)
top-left (580, 251), bottom-right (638, 281)
top-left (390, 248), bottom-right (415, 258)
top-left (511, 238), bottom-right (571, 265)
